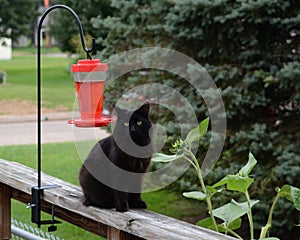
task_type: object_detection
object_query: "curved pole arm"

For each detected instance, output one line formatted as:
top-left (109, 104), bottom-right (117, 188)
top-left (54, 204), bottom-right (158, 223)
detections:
top-left (37, 4), bottom-right (95, 60)
top-left (37, 5), bottom-right (95, 189)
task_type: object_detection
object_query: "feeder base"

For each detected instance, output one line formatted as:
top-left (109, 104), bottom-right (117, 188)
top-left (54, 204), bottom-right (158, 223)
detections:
top-left (68, 116), bottom-right (114, 127)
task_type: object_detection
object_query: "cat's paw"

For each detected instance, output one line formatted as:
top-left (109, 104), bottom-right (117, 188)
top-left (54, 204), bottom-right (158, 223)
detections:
top-left (116, 203), bottom-right (129, 212)
top-left (129, 200), bottom-right (147, 209)
top-left (82, 196), bottom-right (92, 206)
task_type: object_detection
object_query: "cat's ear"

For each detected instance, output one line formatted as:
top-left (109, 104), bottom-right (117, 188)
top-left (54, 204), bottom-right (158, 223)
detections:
top-left (137, 102), bottom-right (150, 116)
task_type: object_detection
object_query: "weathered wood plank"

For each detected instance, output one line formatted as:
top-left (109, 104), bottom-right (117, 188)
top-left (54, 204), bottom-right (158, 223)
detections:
top-left (107, 226), bottom-right (143, 240)
top-left (0, 159), bottom-right (236, 240)
top-left (0, 183), bottom-right (11, 240)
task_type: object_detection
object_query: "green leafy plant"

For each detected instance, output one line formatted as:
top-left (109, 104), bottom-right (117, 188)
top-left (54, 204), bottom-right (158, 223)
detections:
top-left (152, 118), bottom-right (300, 239)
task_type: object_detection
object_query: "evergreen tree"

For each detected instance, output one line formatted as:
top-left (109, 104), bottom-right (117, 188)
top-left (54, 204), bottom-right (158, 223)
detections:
top-left (50, 0), bottom-right (114, 53)
top-left (93, 1), bottom-right (300, 238)
top-left (0, 0), bottom-right (36, 41)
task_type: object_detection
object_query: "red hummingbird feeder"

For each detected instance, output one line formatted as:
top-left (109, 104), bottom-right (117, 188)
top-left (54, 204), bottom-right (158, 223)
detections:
top-left (68, 59), bottom-right (114, 127)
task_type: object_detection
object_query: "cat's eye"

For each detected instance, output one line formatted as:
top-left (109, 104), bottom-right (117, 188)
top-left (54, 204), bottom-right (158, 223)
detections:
top-left (124, 122), bottom-right (129, 127)
top-left (137, 120), bottom-right (142, 126)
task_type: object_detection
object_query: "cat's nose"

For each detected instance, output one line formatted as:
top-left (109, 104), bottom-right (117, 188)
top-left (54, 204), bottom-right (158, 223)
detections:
top-left (130, 125), bottom-right (136, 131)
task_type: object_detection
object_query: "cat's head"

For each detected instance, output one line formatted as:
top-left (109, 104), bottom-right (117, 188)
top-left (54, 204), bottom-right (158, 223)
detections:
top-left (113, 103), bottom-right (152, 148)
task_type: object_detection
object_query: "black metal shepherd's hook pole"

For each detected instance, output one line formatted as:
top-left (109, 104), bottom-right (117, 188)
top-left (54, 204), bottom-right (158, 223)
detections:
top-left (29, 4), bottom-right (95, 231)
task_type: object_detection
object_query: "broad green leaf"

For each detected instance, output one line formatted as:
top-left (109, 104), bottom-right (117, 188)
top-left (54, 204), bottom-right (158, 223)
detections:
top-left (238, 152), bottom-right (257, 177)
top-left (213, 175), bottom-right (254, 193)
top-left (183, 188), bottom-right (222, 201)
top-left (185, 117), bottom-right (209, 145)
top-left (227, 217), bottom-right (242, 231)
top-left (197, 217), bottom-right (242, 232)
top-left (151, 153), bottom-right (183, 163)
top-left (197, 217), bottom-right (215, 230)
top-left (212, 177), bottom-right (228, 188)
top-left (288, 186), bottom-right (300, 211)
top-left (276, 185), bottom-right (300, 211)
top-left (183, 191), bottom-right (206, 201)
top-left (206, 186), bottom-right (223, 197)
top-left (212, 199), bottom-right (259, 225)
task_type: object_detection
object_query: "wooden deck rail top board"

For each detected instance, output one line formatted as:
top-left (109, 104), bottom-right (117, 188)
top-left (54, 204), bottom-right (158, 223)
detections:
top-left (0, 159), bottom-right (236, 240)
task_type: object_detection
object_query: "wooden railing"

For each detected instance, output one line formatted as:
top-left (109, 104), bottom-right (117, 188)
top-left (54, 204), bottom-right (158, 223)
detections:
top-left (0, 159), bottom-right (235, 240)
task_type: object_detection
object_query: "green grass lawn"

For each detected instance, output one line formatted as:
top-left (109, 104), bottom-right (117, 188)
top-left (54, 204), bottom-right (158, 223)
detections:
top-left (0, 142), bottom-right (202, 240)
top-left (13, 46), bottom-right (63, 56)
top-left (0, 48), bottom-right (75, 112)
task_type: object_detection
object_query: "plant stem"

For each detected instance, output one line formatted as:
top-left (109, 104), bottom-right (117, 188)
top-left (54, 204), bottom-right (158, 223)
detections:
top-left (227, 228), bottom-right (244, 240)
top-left (183, 155), bottom-right (198, 171)
top-left (245, 191), bottom-right (254, 240)
top-left (197, 168), bottom-right (218, 232)
top-left (187, 150), bottom-right (219, 232)
top-left (259, 194), bottom-right (280, 239)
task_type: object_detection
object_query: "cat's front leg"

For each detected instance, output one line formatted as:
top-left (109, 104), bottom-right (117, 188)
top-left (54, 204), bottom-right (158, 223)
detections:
top-left (114, 190), bottom-right (129, 212)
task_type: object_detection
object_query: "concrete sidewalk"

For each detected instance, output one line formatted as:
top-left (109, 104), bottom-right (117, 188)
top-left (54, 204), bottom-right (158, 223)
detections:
top-left (0, 113), bottom-right (109, 146)
top-left (0, 111), bottom-right (76, 124)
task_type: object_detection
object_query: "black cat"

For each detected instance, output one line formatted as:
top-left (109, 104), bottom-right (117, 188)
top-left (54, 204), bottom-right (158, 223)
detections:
top-left (79, 103), bottom-right (153, 212)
